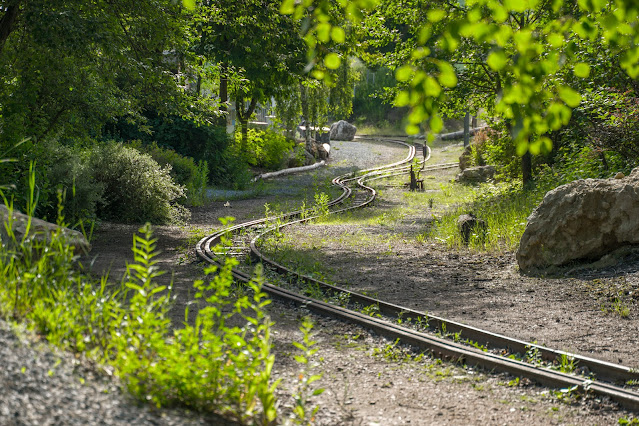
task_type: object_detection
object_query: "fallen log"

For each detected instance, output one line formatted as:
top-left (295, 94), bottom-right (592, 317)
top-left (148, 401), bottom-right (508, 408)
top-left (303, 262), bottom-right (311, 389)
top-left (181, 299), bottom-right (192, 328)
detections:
top-left (253, 161), bottom-right (326, 181)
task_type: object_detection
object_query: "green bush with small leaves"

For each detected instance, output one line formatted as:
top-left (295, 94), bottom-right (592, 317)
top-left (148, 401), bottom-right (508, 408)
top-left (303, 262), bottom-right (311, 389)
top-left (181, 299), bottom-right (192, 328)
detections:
top-left (235, 129), bottom-right (295, 170)
top-left (0, 181), bottom-right (279, 423)
top-left (128, 141), bottom-right (209, 206)
top-left (88, 142), bottom-right (189, 224)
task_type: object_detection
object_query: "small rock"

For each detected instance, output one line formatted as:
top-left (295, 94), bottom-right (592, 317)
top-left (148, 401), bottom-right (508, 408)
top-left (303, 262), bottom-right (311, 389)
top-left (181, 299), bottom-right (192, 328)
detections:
top-left (455, 165), bottom-right (496, 184)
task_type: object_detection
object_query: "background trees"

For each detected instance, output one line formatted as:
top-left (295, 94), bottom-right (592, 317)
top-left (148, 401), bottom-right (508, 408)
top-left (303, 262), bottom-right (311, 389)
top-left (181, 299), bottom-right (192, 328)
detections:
top-left (284, 0), bottom-right (639, 183)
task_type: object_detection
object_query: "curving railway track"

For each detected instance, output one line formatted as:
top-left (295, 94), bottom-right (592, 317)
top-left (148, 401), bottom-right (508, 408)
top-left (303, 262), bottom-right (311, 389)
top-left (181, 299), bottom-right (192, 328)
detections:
top-left (197, 136), bottom-right (639, 412)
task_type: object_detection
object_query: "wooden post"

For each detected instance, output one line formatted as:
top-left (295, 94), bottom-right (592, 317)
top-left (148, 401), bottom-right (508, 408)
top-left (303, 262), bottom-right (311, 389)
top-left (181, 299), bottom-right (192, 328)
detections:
top-left (463, 110), bottom-right (470, 148)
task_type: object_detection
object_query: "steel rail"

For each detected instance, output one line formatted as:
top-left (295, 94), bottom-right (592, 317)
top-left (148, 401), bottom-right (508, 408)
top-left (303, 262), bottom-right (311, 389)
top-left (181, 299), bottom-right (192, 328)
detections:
top-left (196, 137), bottom-right (639, 412)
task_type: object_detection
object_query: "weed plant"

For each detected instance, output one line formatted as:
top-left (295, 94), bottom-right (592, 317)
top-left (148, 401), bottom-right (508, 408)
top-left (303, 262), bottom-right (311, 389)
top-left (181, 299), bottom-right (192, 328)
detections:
top-left (290, 317), bottom-right (324, 424)
top-left (0, 173), bottom-right (279, 423)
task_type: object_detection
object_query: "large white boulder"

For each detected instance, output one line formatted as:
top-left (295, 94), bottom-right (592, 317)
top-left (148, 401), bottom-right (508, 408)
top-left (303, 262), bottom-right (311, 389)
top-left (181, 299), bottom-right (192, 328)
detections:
top-left (329, 120), bottom-right (357, 141)
top-left (516, 169), bottom-right (639, 271)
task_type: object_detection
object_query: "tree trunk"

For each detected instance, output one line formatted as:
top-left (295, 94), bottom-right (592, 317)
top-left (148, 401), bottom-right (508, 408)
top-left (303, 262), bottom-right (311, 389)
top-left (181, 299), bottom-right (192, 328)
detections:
top-left (0, 0), bottom-right (22, 54)
top-left (219, 63), bottom-right (228, 128)
top-left (299, 84), bottom-right (312, 151)
top-left (236, 96), bottom-right (258, 153)
top-left (463, 110), bottom-right (470, 148)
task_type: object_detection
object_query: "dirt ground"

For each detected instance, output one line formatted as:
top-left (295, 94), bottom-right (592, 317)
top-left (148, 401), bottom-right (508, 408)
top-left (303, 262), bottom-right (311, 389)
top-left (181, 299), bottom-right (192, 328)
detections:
top-left (82, 140), bottom-right (639, 425)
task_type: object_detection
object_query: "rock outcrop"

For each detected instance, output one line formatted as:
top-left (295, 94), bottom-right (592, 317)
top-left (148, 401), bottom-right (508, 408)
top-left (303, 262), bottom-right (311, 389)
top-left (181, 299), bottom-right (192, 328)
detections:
top-left (329, 120), bottom-right (357, 141)
top-left (0, 205), bottom-right (91, 253)
top-left (517, 168), bottom-right (639, 271)
top-left (455, 165), bottom-right (495, 184)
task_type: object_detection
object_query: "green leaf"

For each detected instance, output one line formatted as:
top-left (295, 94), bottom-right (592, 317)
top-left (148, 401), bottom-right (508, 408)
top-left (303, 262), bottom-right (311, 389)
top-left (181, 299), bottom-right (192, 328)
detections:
top-left (504, 0), bottom-right (527, 12)
top-left (324, 53), bottom-right (341, 70)
top-left (280, 0), bottom-right (295, 14)
top-left (547, 33), bottom-right (564, 47)
top-left (558, 86), bottom-right (582, 107)
top-left (430, 114), bottom-right (443, 133)
top-left (427, 9), bottom-right (446, 22)
top-left (395, 65), bottom-right (413, 82)
top-left (317, 23), bottom-right (331, 43)
top-left (487, 51), bottom-right (508, 71)
top-left (516, 140), bottom-right (529, 156)
top-left (437, 62), bottom-right (457, 88)
top-left (411, 47), bottom-right (430, 60)
top-left (331, 27), bottom-right (346, 43)
top-left (394, 90), bottom-right (410, 107)
top-left (406, 124), bottom-right (420, 135)
top-left (182, 0), bottom-right (196, 10)
top-left (573, 62), bottom-right (590, 78)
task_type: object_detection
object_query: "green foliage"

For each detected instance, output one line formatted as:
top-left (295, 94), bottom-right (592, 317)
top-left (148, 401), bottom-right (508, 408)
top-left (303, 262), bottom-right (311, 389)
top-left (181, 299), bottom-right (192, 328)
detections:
top-left (426, 181), bottom-right (548, 252)
top-left (288, 0), bottom-right (639, 166)
top-left (291, 317), bottom-right (324, 424)
top-left (0, 1), bottom-right (199, 147)
top-left (105, 113), bottom-right (250, 189)
top-left (235, 129), bottom-right (295, 170)
top-left (88, 143), bottom-right (189, 224)
top-left (128, 141), bottom-right (209, 207)
top-left (351, 63), bottom-right (405, 127)
top-left (0, 185), bottom-right (279, 423)
top-left (45, 144), bottom-right (105, 226)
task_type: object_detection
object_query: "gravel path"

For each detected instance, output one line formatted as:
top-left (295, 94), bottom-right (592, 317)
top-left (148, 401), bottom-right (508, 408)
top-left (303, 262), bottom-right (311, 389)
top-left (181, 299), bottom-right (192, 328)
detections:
top-left (0, 321), bottom-right (222, 426)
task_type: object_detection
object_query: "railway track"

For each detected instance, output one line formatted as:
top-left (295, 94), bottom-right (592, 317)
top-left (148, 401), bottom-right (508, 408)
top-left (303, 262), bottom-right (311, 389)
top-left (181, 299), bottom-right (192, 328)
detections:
top-left (197, 136), bottom-right (639, 412)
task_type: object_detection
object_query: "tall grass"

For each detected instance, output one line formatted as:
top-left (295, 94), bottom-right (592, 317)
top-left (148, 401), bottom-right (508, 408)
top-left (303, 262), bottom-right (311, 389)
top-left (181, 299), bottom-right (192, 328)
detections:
top-left (424, 181), bottom-right (550, 252)
top-left (0, 168), bottom-right (279, 423)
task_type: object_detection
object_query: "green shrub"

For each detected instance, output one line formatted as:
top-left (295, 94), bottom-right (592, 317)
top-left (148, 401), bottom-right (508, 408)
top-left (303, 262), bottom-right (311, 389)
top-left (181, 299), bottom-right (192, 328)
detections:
top-left (88, 142), bottom-right (189, 224)
top-left (129, 141), bottom-right (209, 207)
top-left (104, 113), bottom-right (249, 188)
top-left (44, 143), bottom-right (105, 225)
top-left (235, 129), bottom-right (295, 170)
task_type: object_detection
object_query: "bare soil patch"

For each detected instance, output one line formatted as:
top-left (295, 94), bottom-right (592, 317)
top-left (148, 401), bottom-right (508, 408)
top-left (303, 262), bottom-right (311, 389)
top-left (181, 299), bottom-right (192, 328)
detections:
top-left (81, 139), bottom-right (639, 424)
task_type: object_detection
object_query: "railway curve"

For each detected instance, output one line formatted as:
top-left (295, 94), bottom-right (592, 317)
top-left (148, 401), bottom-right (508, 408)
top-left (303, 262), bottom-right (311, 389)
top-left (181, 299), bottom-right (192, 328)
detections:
top-left (196, 136), bottom-right (639, 412)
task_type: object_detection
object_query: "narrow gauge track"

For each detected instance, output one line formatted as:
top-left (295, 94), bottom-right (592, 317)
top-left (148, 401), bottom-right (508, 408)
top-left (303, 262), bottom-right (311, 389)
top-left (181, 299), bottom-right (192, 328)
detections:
top-left (197, 137), bottom-right (639, 412)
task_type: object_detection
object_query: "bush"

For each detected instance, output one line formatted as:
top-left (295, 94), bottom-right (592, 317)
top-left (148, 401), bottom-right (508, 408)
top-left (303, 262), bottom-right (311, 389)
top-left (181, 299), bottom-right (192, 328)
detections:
top-left (88, 142), bottom-right (189, 224)
top-left (44, 143), bottom-right (105, 225)
top-left (235, 129), bottom-right (294, 170)
top-left (129, 141), bottom-right (208, 207)
top-left (104, 113), bottom-right (250, 188)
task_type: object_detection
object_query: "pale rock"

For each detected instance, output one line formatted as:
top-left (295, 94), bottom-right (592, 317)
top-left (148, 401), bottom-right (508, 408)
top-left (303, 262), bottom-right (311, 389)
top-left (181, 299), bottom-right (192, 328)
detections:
top-left (517, 168), bottom-right (639, 271)
top-left (0, 205), bottom-right (91, 253)
top-left (329, 120), bottom-right (357, 141)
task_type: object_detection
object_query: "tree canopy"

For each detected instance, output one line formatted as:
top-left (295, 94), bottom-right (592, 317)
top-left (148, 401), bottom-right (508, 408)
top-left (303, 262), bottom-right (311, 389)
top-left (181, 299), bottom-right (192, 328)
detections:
top-left (282, 0), bottom-right (639, 157)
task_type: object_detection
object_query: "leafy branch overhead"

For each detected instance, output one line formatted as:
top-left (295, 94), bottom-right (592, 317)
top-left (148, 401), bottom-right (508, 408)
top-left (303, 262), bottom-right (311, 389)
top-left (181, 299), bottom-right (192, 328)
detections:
top-left (281, 0), bottom-right (639, 154)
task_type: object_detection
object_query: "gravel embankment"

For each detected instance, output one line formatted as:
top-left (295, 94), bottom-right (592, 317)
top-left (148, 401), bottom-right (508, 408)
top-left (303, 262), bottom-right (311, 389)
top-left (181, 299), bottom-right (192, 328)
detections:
top-left (0, 320), bottom-right (220, 426)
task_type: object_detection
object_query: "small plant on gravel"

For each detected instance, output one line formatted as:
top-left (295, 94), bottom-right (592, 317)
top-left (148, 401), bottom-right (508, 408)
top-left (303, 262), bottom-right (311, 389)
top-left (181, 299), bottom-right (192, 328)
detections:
top-left (557, 353), bottom-right (577, 374)
top-left (361, 303), bottom-right (381, 318)
top-left (372, 338), bottom-right (414, 363)
top-left (291, 317), bottom-right (325, 425)
top-left (311, 191), bottom-right (330, 220)
top-left (524, 342), bottom-right (543, 366)
top-left (619, 416), bottom-right (639, 425)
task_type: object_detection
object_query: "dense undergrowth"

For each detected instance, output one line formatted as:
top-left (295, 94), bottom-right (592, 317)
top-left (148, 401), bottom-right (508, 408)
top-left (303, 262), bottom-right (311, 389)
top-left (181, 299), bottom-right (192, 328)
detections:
top-left (425, 143), bottom-right (638, 252)
top-left (0, 184), bottom-right (280, 423)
